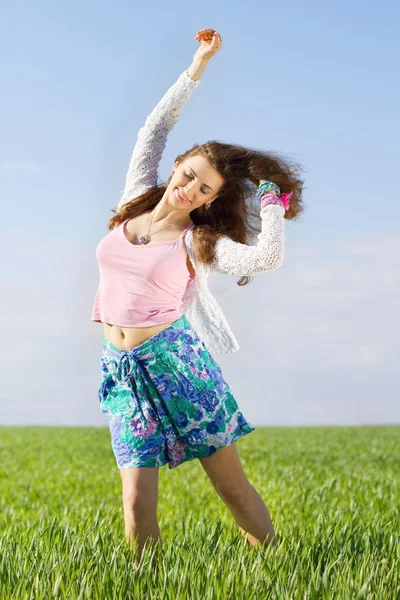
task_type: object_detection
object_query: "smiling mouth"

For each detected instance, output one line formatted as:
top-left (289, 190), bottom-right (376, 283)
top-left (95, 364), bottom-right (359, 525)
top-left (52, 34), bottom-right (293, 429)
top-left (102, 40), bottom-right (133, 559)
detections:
top-left (176, 189), bottom-right (191, 203)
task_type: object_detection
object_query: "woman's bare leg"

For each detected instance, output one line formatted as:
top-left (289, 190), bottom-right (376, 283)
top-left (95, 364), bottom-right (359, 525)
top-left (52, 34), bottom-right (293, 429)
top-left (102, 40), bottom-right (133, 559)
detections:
top-left (119, 466), bottom-right (162, 568)
top-left (199, 443), bottom-right (276, 548)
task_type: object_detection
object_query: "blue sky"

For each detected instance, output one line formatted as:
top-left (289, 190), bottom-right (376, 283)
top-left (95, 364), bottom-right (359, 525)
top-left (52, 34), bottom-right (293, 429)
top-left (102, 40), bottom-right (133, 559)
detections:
top-left (1, 0), bottom-right (399, 426)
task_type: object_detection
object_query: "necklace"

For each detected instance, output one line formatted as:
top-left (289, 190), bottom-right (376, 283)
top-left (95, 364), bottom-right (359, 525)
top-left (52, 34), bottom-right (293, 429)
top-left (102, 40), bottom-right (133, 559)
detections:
top-left (138, 207), bottom-right (191, 245)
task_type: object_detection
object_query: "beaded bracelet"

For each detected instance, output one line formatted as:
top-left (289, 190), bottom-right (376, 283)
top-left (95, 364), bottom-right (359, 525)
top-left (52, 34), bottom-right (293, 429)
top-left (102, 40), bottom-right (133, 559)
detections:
top-left (257, 180), bottom-right (293, 211)
top-left (257, 180), bottom-right (281, 198)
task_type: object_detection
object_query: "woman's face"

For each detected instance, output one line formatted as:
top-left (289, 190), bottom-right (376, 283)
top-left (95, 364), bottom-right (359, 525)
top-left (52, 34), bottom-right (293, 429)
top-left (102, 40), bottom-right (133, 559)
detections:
top-left (169, 155), bottom-right (225, 211)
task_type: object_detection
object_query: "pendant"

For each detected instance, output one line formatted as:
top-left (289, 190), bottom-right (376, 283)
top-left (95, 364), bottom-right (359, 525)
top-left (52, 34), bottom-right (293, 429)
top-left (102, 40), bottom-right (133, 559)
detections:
top-left (139, 234), bottom-right (151, 245)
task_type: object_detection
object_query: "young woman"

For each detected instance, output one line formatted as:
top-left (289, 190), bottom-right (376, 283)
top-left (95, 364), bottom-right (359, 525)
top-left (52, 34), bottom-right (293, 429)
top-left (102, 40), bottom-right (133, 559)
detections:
top-left (92, 28), bottom-right (305, 567)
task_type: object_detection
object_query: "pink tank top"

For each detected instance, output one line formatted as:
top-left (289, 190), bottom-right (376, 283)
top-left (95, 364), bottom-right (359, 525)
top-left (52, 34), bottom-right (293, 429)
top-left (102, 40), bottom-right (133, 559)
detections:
top-left (91, 218), bottom-right (195, 328)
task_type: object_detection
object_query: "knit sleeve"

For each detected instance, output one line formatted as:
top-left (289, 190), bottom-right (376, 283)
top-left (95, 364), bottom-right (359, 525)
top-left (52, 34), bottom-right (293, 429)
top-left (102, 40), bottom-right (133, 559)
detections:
top-left (208, 204), bottom-right (286, 276)
top-left (117, 70), bottom-right (201, 211)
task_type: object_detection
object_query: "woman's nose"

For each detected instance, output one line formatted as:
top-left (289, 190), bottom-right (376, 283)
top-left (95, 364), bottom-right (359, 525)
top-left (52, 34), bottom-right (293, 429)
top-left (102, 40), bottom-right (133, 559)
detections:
top-left (184, 181), bottom-right (197, 198)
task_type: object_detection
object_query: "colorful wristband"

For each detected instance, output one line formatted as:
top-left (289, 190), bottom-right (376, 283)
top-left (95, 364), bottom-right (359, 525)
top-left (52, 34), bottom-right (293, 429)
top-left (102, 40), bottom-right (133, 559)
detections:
top-left (257, 180), bottom-right (293, 211)
top-left (257, 181), bottom-right (281, 199)
top-left (260, 193), bottom-right (285, 209)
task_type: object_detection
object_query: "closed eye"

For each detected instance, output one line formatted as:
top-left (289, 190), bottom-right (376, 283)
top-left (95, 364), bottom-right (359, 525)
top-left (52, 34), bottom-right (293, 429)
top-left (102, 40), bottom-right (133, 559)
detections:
top-left (184, 171), bottom-right (208, 194)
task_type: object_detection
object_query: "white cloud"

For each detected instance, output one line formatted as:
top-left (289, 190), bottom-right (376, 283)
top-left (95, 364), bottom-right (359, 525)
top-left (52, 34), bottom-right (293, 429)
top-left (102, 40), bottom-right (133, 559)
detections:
top-left (210, 230), bottom-right (400, 371)
top-left (1, 228), bottom-right (399, 425)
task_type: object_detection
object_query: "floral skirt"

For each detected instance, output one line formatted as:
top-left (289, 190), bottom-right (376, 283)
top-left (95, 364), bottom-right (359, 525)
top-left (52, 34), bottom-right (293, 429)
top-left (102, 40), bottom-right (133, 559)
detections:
top-left (98, 314), bottom-right (255, 469)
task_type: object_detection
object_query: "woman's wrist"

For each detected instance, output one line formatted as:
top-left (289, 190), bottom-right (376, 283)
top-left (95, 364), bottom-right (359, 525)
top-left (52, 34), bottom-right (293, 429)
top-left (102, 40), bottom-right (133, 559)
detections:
top-left (186, 58), bottom-right (209, 81)
top-left (257, 180), bottom-right (287, 210)
top-left (260, 194), bottom-right (285, 210)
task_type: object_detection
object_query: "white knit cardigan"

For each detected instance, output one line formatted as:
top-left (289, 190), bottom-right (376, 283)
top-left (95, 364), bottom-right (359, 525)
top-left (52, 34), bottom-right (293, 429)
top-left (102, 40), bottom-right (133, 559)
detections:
top-left (117, 69), bottom-right (286, 355)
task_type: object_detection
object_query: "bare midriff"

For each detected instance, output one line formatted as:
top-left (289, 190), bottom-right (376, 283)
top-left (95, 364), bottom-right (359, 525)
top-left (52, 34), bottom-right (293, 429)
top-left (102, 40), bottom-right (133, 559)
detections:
top-left (103, 319), bottom-right (177, 351)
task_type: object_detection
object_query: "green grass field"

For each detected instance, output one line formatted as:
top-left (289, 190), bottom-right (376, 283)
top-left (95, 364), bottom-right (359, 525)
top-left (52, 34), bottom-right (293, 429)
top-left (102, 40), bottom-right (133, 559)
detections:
top-left (0, 425), bottom-right (398, 599)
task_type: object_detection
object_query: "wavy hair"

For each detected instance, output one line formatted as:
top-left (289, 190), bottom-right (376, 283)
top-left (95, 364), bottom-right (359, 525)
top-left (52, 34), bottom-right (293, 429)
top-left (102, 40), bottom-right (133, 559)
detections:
top-left (108, 141), bottom-right (306, 286)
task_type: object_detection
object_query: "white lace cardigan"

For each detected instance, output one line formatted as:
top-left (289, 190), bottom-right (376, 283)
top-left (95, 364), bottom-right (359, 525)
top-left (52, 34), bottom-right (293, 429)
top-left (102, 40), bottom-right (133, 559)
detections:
top-left (116, 69), bottom-right (286, 355)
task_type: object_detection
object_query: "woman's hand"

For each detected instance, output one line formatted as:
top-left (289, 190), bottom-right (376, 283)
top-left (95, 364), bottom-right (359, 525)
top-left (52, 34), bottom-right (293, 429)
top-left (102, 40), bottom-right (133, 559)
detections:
top-left (192, 28), bottom-right (222, 62)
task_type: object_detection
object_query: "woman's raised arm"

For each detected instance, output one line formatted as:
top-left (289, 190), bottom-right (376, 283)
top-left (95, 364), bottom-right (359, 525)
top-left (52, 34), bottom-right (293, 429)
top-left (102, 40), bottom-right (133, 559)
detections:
top-left (117, 29), bottom-right (222, 211)
top-left (117, 70), bottom-right (200, 210)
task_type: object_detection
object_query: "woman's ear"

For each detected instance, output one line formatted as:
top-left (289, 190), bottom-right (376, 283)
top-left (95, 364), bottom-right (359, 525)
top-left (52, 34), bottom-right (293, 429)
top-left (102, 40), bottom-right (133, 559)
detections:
top-left (172, 160), bottom-right (181, 174)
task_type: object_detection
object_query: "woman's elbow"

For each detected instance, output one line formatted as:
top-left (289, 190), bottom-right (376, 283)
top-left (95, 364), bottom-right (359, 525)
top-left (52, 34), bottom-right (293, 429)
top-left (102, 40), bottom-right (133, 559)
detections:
top-left (273, 253), bottom-right (284, 270)
top-left (257, 252), bottom-right (284, 273)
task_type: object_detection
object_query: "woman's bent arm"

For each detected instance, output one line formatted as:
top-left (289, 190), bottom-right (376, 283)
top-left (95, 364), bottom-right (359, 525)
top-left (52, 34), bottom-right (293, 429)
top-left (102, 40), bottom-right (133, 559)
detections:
top-left (117, 61), bottom-right (206, 211)
top-left (208, 204), bottom-right (286, 276)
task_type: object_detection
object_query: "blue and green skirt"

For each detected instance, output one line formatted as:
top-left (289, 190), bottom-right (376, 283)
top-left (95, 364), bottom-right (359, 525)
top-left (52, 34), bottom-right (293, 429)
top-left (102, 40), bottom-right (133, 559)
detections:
top-left (98, 314), bottom-right (255, 469)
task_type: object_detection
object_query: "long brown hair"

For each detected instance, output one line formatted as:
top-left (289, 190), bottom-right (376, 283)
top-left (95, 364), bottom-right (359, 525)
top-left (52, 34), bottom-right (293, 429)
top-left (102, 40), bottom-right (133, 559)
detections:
top-left (109, 141), bottom-right (306, 286)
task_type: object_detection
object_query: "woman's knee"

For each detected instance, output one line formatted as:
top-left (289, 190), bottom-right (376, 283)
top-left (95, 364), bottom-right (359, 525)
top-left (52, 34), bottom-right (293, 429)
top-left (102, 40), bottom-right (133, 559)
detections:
top-left (120, 467), bottom-right (159, 518)
top-left (122, 489), bottom-right (155, 516)
top-left (216, 479), bottom-right (253, 508)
